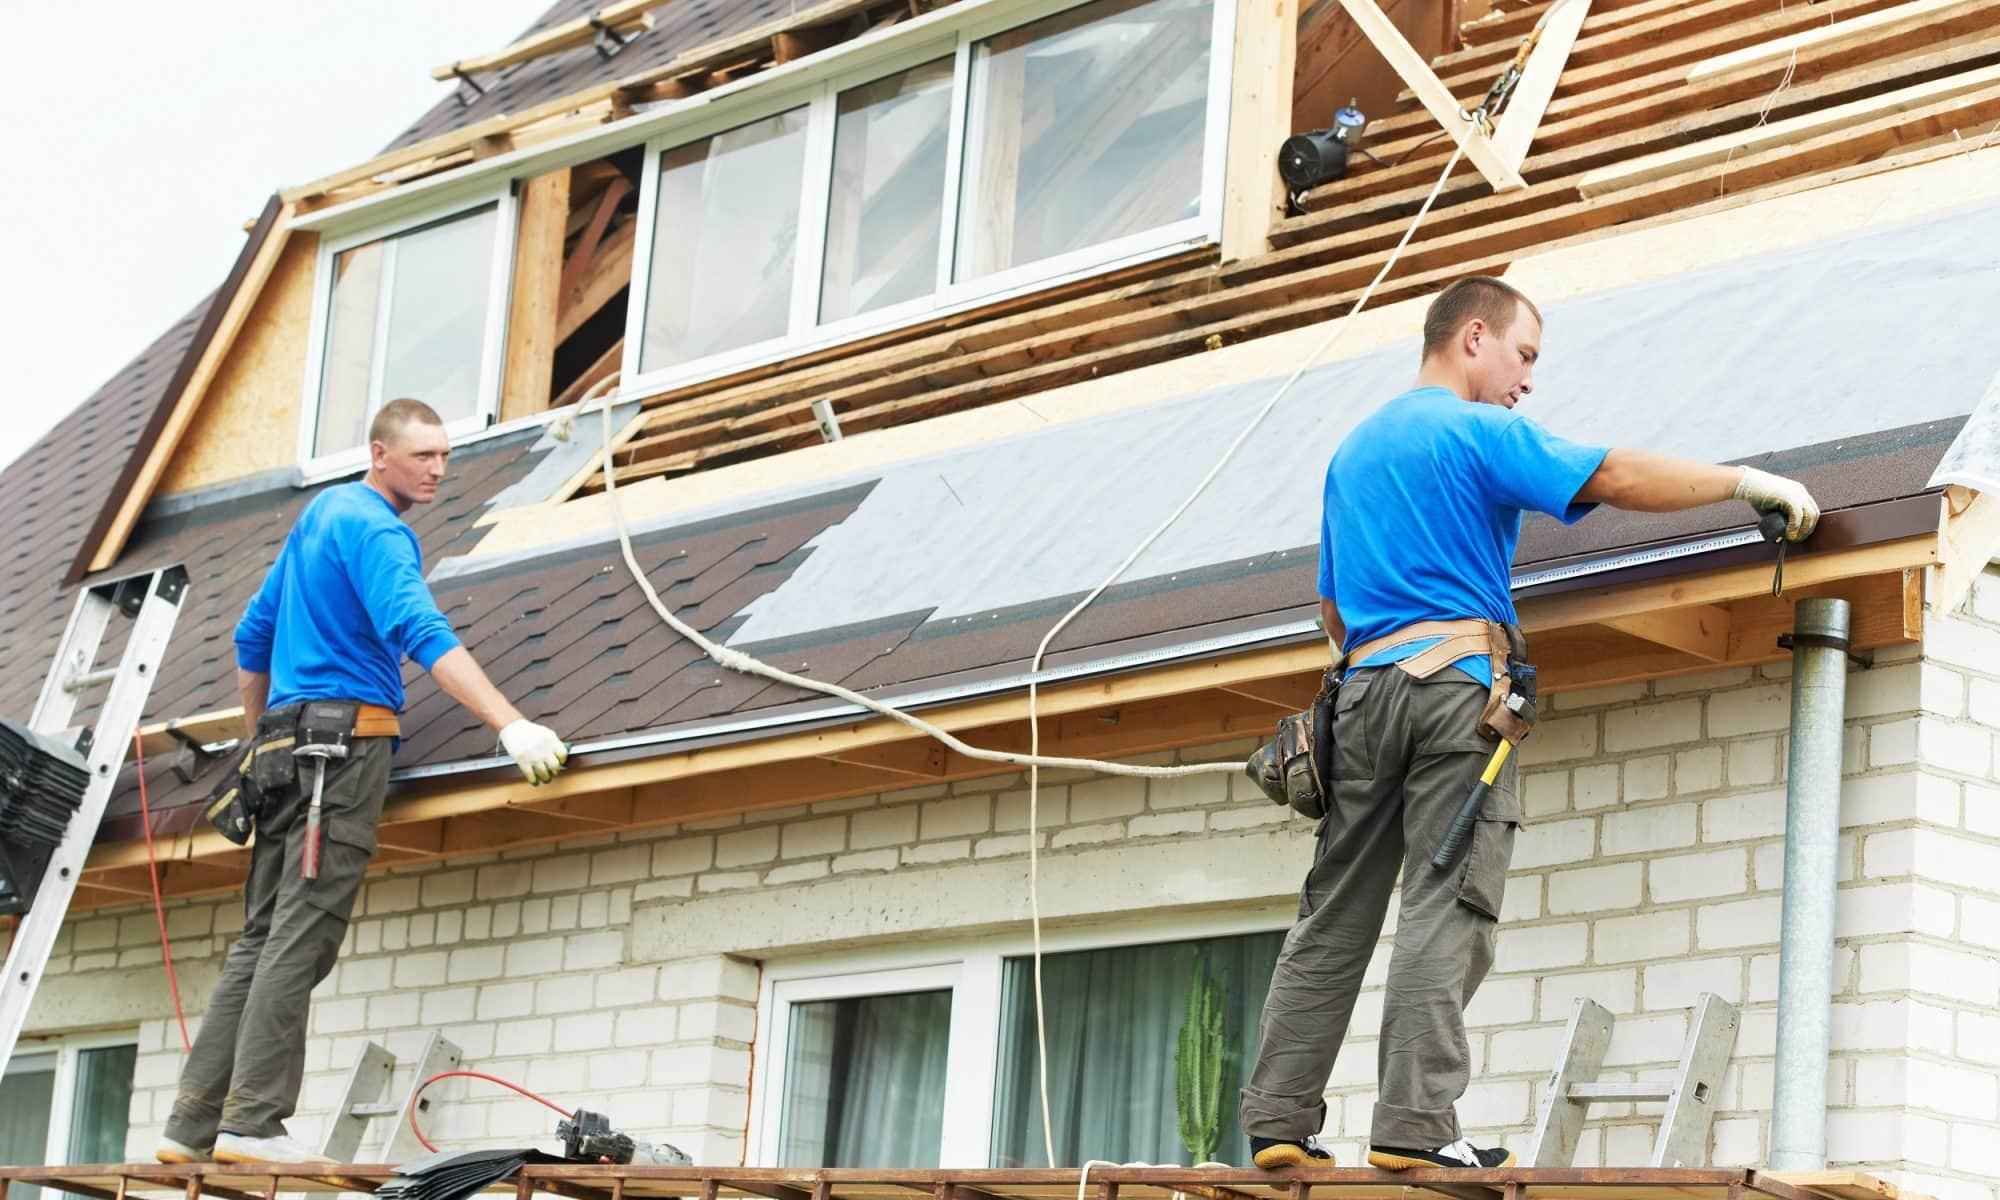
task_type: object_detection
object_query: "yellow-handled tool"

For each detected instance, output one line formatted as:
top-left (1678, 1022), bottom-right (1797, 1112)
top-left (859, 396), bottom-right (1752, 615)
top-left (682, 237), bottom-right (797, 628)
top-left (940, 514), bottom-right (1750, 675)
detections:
top-left (1433, 738), bottom-right (1512, 871)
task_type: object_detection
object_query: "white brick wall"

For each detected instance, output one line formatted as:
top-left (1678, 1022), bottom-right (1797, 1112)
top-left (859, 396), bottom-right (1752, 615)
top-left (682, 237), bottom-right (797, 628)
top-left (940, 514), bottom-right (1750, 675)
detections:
top-left (24, 570), bottom-right (2000, 1197)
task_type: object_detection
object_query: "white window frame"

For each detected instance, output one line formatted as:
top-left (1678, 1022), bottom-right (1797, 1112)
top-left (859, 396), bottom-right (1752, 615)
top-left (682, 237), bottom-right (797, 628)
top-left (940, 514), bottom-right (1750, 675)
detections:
top-left (621, 0), bottom-right (1236, 397)
top-left (747, 907), bottom-right (1286, 1168)
top-left (295, 185), bottom-right (520, 481)
top-left (2, 1030), bottom-right (140, 1170)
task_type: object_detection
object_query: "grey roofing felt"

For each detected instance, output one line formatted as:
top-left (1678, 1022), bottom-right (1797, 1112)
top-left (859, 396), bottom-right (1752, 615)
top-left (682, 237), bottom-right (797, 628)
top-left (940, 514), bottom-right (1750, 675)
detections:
top-left (1931, 367), bottom-right (2000, 493)
top-left (709, 196), bottom-right (2000, 645)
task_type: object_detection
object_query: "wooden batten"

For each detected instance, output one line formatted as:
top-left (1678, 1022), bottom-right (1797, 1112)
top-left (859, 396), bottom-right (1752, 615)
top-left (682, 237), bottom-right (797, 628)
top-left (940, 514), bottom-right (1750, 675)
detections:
top-left (1219, 0), bottom-right (1300, 262)
top-left (432, 1), bottom-right (665, 82)
top-left (500, 169), bottom-right (574, 424)
top-left (1335, 0), bottom-right (1526, 190)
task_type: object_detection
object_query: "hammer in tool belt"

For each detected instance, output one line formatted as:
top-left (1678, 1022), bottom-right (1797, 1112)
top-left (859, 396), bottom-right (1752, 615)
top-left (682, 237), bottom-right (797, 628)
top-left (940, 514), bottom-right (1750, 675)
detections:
top-left (292, 703), bottom-right (356, 880)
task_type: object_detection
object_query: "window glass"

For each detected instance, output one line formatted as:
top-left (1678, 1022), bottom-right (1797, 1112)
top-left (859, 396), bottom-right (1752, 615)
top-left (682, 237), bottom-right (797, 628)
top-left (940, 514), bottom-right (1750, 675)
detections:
top-left (956, 0), bottom-right (1213, 282)
top-left (0, 1055), bottom-right (54, 1200)
top-left (990, 932), bottom-right (1282, 1167)
top-left (65, 1045), bottom-right (136, 1165)
top-left (315, 204), bottom-right (499, 457)
top-left (641, 109), bottom-right (810, 372)
top-left (777, 989), bottom-right (951, 1167)
top-left (820, 59), bottom-right (954, 324)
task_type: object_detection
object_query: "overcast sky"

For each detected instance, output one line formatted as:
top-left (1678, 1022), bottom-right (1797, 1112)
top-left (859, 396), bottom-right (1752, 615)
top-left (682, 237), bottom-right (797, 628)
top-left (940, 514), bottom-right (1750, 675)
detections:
top-left (0, 1), bottom-right (555, 473)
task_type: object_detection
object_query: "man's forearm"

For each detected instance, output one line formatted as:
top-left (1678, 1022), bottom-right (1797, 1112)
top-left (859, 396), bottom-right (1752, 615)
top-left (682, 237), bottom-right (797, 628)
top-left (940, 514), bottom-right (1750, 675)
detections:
top-left (428, 646), bottom-right (525, 733)
top-left (1576, 449), bottom-right (1742, 513)
top-left (237, 669), bottom-right (269, 734)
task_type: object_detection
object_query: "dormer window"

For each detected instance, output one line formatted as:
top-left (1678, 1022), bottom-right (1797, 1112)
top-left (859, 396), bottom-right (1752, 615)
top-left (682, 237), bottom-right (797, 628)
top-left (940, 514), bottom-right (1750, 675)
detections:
top-left (302, 192), bottom-right (516, 468)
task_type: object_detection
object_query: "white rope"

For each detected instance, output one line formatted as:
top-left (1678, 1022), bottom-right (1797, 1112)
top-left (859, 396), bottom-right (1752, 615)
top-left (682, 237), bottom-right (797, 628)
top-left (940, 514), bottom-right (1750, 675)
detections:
top-left (566, 131), bottom-right (1470, 1171)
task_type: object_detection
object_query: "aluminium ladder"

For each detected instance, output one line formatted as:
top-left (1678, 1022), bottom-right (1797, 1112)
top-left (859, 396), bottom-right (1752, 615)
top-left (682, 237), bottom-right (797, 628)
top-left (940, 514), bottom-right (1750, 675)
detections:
top-left (0, 566), bottom-right (190, 1075)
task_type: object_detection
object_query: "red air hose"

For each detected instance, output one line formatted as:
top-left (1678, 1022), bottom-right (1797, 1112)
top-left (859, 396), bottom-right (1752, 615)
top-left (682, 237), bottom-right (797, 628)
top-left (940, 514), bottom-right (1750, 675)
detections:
top-left (133, 730), bottom-right (192, 1052)
top-left (406, 1070), bottom-right (573, 1154)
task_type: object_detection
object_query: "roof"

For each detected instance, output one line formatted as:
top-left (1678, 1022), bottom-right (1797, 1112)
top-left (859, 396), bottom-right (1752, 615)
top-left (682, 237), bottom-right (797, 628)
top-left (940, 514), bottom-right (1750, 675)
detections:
top-left (80, 196), bottom-right (2000, 841)
top-left (10, 0), bottom-right (2000, 860)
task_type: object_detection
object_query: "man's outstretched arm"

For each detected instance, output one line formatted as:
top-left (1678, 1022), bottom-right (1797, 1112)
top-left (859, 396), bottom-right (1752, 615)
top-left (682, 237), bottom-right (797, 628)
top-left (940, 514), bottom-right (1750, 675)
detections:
top-left (429, 646), bottom-right (569, 785)
top-left (1576, 449), bottom-right (1819, 539)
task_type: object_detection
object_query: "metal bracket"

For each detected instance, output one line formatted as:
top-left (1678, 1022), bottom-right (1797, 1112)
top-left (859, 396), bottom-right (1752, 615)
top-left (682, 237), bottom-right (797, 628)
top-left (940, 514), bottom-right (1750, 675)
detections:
top-left (164, 725), bottom-right (240, 785)
top-left (449, 65), bottom-right (487, 107)
top-left (1777, 632), bottom-right (1874, 669)
top-left (589, 12), bottom-right (635, 60)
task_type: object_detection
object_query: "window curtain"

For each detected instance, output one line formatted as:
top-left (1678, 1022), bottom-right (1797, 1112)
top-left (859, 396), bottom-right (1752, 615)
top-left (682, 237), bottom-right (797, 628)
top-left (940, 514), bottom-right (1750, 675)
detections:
top-left (990, 932), bottom-right (1282, 1167)
top-left (66, 1045), bottom-right (136, 1164)
top-left (0, 1059), bottom-right (55, 1200)
top-left (779, 989), bottom-right (951, 1167)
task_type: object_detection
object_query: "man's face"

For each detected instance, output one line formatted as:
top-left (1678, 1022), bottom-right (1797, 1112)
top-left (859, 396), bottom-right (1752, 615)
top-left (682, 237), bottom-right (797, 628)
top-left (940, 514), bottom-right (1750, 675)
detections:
top-left (1466, 301), bottom-right (1541, 409)
top-left (369, 420), bottom-right (451, 509)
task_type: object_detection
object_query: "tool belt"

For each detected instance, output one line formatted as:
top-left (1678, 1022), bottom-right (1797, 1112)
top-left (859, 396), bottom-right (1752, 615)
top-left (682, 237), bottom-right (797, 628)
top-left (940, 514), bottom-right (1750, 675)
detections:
top-left (1344, 618), bottom-right (1538, 745)
top-left (1245, 667), bottom-right (1340, 821)
top-left (203, 701), bottom-right (400, 845)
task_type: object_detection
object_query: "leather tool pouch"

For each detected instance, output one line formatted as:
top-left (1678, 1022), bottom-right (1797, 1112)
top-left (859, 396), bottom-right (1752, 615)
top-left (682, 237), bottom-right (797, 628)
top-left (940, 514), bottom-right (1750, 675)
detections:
top-left (298, 700), bottom-right (359, 755)
top-left (1245, 667), bottom-right (1340, 820)
top-left (1476, 622), bottom-right (1538, 745)
top-left (246, 707), bottom-right (301, 795)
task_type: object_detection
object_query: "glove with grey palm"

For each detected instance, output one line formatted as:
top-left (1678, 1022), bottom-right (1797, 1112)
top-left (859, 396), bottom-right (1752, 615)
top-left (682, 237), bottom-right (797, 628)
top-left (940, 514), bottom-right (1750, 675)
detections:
top-left (1734, 467), bottom-right (1819, 541)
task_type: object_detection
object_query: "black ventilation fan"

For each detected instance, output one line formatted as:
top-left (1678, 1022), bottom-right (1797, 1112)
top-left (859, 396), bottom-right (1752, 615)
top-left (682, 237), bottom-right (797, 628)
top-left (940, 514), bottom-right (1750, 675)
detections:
top-left (0, 717), bottom-right (91, 917)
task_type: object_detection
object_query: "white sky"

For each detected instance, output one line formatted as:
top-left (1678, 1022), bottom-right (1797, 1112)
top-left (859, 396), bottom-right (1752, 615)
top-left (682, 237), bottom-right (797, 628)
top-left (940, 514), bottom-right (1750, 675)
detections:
top-left (0, 0), bottom-right (556, 474)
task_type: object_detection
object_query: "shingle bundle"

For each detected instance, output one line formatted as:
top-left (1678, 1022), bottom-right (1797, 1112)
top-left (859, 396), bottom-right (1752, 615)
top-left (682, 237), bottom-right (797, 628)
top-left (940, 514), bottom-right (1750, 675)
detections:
top-left (0, 717), bottom-right (90, 915)
top-left (376, 1148), bottom-right (558, 1200)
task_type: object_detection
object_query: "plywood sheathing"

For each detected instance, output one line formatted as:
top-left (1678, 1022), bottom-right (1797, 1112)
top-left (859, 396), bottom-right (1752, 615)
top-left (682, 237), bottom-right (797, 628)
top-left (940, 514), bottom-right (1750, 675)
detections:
top-left (158, 232), bottom-right (319, 494)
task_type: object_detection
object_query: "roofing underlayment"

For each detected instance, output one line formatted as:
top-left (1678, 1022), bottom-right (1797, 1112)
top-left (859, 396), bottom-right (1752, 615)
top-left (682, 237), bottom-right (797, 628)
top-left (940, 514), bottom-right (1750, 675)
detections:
top-left (41, 192), bottom-right (1999, 844)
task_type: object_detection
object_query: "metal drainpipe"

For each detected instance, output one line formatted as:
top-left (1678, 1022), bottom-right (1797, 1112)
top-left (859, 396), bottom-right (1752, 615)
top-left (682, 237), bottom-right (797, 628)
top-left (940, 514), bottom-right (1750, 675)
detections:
top-left (1768, 596), bottom-right (1852, 1171)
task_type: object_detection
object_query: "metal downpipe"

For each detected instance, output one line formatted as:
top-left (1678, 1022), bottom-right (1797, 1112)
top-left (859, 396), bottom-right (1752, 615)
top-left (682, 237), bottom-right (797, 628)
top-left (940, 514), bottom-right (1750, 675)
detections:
top-left (1768, 597), bottom-right (1852, 1171)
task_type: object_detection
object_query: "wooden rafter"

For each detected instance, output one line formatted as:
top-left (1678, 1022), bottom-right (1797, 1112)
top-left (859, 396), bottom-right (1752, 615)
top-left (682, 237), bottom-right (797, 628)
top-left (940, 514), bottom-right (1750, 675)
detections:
top-left (1334, 0), bottom-right (1527, 190)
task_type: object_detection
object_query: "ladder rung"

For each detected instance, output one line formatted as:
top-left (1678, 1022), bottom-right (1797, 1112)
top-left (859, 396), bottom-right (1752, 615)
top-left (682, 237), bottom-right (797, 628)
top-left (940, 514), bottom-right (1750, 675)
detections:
top-left (62, 667), bottom-right (119, 693)
top-left (1568, 1081), bottom-right (1674, 1103)
top-left (349, 1102), bottom-right (404, 1118)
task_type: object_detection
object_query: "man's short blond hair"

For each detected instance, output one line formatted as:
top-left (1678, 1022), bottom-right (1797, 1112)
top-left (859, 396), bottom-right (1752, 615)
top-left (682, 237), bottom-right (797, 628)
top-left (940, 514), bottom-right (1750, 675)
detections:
top-left (369, 398), bottom-right (445, 446)
top-left (1421, 276), bottom-right (1542, 360)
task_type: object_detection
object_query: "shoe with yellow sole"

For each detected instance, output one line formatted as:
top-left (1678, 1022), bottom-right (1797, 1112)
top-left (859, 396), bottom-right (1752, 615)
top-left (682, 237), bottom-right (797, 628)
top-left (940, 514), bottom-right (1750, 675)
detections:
top-left (1367, 1140), bottom-right (1514, 1170)
top-left (1250, 1135), bottom-right (1333, 1168)
top-left (154, 1137), bottom-right (210, 1164)
top-left (212, 1132), bottom-right (328, 1165)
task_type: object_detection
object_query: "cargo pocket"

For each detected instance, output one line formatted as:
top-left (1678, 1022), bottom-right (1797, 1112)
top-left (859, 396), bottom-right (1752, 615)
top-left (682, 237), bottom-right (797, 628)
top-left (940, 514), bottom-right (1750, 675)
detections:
top-left (1298, 814), bottom-right (1335, 916)
top-left (1330, 672), bottom-right (1375, 781)
top-left (1455, 774), bottom-right (1519, 921)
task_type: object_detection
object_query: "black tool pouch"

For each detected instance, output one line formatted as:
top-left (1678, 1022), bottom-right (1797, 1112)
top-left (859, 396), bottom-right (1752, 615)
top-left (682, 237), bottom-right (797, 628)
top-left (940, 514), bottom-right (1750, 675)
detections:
top-left (203, 744), bottom-right (259, 846)
top-left (246, 707), bottom-right (301, 795)
top-left (1244, 667), bottom-right (1340, 820)
top-left (298, 700), bottom-right (359, 755)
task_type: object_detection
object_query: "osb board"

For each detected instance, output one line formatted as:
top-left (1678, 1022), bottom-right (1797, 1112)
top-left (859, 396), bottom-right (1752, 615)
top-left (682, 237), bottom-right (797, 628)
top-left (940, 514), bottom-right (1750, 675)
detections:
top-left (158, 232), bottom-right (318, 494)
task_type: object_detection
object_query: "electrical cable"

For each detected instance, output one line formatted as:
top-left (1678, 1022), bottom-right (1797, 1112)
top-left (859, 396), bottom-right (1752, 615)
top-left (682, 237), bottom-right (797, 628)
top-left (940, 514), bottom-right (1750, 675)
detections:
top-left (405, 1069), bottom-right (574, 1154)
top-left (132, 730), bottom-right (192, 1053)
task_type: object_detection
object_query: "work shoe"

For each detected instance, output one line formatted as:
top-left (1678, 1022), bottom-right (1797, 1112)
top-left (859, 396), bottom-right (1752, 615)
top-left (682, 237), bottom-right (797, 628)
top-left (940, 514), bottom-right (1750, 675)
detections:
top-left (1250, 1134), bottom-right (1334, 1168)
top-left (154, 1136), bottom-right (210, 1164)
top-left (1367, 1139), bottom-right (1514, 1170)
top-left (212, 1132), bottom-right (329, 1165)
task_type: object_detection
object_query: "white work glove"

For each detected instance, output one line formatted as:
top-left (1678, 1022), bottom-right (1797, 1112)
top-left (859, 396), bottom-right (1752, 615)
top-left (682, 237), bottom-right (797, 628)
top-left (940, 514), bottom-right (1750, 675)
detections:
top-left (1735, 466), bottom-right (1819, 542)
top-left (499, 719), bottom-right (569, 785)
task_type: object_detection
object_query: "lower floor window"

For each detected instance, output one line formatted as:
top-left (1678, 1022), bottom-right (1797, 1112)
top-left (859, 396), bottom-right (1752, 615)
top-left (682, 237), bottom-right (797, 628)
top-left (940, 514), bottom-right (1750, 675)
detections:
top-left (1, 1038), bottom-right (137, 1199)
top-left (757, 924), bottom-right (1285, 1168)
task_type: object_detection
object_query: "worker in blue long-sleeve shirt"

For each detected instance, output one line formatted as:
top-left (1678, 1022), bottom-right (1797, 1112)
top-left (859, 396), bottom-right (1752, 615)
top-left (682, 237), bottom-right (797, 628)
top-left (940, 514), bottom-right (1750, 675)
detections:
top-left (159, 399), bottom-right (568, 1166)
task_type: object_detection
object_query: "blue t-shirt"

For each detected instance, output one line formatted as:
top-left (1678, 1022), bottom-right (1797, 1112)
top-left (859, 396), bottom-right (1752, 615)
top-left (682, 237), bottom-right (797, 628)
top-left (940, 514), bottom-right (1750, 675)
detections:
top-left (1318, 387), bottom-right (1609, 682)
top-left (235, 483), bottom-right (462, 712)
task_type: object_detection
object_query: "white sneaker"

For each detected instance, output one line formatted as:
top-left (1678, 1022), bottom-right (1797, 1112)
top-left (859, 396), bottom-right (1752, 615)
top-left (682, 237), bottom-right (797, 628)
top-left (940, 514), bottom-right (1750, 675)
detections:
top-left (154, 1136), bottom-right (210, 1164)
top-left (212, 1132), bottom-right (329, 1165)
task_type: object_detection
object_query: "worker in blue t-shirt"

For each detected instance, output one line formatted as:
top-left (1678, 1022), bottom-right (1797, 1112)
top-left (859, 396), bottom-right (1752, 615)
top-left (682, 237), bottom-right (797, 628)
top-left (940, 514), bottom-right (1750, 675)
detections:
top-left (1243, 277), bottom-right (1818, 1172)
top-left (159, 399), bottom-right (569, 1167)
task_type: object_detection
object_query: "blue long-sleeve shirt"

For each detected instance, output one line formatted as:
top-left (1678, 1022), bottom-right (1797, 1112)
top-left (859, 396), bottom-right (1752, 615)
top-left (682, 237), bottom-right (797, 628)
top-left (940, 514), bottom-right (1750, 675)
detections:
top-left (235, 483), bottom-right (461, 712)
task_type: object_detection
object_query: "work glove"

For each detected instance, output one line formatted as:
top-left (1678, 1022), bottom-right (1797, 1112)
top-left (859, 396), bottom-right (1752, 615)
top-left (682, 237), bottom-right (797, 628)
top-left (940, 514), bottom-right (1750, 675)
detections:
top-left (1734, 467), bottom-right (1819, 541)
top-left (499, 719), bottom-right (569, 785)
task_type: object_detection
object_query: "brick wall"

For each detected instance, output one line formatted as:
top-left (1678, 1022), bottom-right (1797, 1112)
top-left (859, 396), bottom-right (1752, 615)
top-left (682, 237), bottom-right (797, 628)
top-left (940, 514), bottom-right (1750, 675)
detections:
top-left (22, 572), bottom-right (2000, 1196)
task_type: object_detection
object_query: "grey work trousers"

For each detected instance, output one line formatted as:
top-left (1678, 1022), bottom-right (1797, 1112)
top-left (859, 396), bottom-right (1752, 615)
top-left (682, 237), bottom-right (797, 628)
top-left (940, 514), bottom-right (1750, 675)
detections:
top-left (1240, 666), bottom-right (1518, 1150)
top-left (164, 727), bottom-right (389, 1144)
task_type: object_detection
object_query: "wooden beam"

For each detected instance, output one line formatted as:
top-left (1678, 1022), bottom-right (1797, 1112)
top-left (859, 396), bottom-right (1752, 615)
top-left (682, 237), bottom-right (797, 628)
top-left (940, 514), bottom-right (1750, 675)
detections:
top-left (432, 3), bottom-right (664, 81)
top-left (1485, 0), bottom-right (1593, 173)
top-left (1577, 63), bottom-right (2000, 198)
top-left (1601, 602), bottom-right (1732, 661)
top-left (560, 177), bottom-right (633, 302)
top-left (556, 218), bottom-right (638, 344)
top-left (502, 169), bottom-right (574, 423)
top-left (1931, 485), bottom-right (2000, 615)
top-left (1335, 0), bottom-right (1526, 190)
top-left (137, 708), bottom-right (248, 759)
top-left (83, 211), bottom-right (296, 576)
top-left (1219, 0), bottom-right (1300, 262)
top-left (1687, 0), bottom-right (1986, 86)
